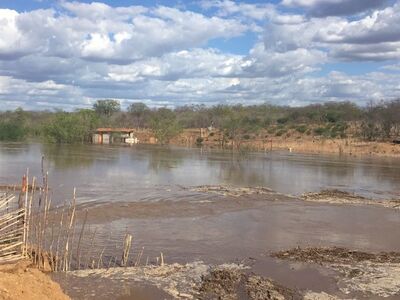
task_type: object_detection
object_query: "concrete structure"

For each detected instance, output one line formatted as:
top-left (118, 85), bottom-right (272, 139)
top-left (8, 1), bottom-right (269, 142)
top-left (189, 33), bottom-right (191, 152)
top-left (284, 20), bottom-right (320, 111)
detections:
top-left (93, 128), bottom-right (139, 145)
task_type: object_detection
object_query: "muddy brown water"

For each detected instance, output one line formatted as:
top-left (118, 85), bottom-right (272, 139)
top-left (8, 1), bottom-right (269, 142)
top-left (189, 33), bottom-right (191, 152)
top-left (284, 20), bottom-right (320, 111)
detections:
top-left (1, 143), bottom-right (400, 299)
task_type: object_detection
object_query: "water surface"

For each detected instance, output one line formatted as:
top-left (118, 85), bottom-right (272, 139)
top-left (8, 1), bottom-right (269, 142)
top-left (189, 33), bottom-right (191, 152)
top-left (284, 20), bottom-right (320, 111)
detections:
top-left (1, 143), bottom-right (399, 203)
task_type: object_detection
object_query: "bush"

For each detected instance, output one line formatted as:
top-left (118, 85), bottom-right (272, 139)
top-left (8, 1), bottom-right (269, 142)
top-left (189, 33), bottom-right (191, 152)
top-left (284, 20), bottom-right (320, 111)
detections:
top-left (275, 129), bottom-right (286, 136)
top-left (330, 131), bottom-right (338, 138)
top-left (196, 137), bottom-right (204, 145)
top-left (296, 125), bottom-right (307, 134)
top-left (277, 117), bottom-right (288, 124)
top-left (43, 110), bottom-right (98, 143)
top-left (313, 127), bottom-right (326, 136)
top-left (0, 121), bottom-right (25, 141)
top-left (150, 108), bottom-right (182, 144)
top-left (243, 134), bottom-right (251, 140)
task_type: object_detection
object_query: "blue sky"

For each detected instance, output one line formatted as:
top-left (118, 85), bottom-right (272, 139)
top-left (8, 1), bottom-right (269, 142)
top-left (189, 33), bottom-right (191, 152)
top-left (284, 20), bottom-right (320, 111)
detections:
top-left (0, 0), bottom-right (399, 110)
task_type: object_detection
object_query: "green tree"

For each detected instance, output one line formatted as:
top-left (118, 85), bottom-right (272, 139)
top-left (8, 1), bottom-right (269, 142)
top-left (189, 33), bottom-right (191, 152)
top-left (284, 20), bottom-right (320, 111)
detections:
top-left (93, 99), bottom-right (121, 117)
top-left (149, 108), bottom-right (182, 144)
top-left (0, 108), bottom-right (26, 141)
top-left (43, 110), bottom-right (99, 143)
top-left (128, 102), bottom-right (150, 128)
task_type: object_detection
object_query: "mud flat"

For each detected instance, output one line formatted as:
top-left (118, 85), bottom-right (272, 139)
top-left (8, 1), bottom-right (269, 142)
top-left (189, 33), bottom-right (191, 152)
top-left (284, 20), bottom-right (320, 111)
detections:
top-left (301, 190), bottom-right (400, 210)
top-left (272, 247), bottom-right (400, 298)
top-left (188, 185), bottom-right (275, 198)
top-left (58, 262), bottom-right (340, 300)
top-left (188, 185), bottom-right (400, 210)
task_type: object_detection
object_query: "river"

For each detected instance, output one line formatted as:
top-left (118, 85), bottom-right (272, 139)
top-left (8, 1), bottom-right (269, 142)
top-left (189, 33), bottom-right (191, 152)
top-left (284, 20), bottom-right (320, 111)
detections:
top-left (1, 143), bottom-right (400, 299)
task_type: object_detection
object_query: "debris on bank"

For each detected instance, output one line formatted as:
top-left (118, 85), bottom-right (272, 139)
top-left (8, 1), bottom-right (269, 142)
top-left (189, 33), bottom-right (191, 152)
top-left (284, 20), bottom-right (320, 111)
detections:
top-left (69, 261), bottom-right (243, 299)
top-left (301, 189), bottom-right (400, 209)
top-left (272, 247), bottom-right (400, 298)
top-left (188, 185), bottom-right (275, 197)
top-left (198, 267), bottom-right (303, 300)
top-left (67, 261), bottom-right (346, 299)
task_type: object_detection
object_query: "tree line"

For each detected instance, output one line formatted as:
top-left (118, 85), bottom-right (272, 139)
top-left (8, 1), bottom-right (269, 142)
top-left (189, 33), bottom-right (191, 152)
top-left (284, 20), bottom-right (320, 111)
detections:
top-left (0, 99), bottom-right (399, 143)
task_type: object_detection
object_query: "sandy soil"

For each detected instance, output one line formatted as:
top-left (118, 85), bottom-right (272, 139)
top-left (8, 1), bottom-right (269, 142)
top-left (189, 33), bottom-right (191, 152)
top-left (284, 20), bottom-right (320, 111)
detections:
top-left (0, 260), bottom-right (70, 300)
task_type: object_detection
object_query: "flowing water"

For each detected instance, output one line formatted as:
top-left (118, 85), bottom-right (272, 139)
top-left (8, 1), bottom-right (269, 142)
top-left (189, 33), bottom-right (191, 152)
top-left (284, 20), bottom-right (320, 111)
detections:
top-left (1, 143), bottom-right (400, 299)
top-left (1, 143), bottom-right (400, 201)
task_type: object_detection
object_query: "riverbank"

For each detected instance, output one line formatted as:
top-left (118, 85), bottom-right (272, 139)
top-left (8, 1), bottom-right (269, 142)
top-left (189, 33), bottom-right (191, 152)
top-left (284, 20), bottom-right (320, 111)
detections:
top-left (131, 128), bottom-right (400, 158)
top-left (0, 260), bottom-right (69, 300)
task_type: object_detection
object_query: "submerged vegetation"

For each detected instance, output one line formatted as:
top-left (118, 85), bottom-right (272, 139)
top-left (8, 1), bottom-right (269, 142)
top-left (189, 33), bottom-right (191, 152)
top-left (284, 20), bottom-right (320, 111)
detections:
top-left (0, 99), bottom-right (399, 143)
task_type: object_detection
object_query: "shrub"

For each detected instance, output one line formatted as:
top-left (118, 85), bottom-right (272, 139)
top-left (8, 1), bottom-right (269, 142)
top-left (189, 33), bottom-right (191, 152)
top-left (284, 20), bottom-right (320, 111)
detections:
top-left (276, 129), bottom-right (286, 136)
top-left (0, 121), bottom-right (25, 141)
top-left (330, 131), bottom-right (338, 138)
top-left (277, 117), bottom-right (288, 124)
top-left (296, 125), bottom-right (307, 134)
top-left (313, 127), bottom-right (326, 136)
top-left (43, 110), bottom-right (99, 143)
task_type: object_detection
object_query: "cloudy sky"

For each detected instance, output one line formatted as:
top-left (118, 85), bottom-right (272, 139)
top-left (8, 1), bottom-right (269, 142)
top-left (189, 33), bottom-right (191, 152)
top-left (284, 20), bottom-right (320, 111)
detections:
top-left (0, 0), bottom-right (399, 110)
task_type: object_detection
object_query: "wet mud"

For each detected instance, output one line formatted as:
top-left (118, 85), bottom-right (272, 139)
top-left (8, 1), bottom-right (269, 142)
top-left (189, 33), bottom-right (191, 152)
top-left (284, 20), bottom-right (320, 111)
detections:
top-left (59, 262), bottom-right (335, 300)
top-left (188, 185), bottom-right (275, 198)
top-left (272, 247), bottom-right (400, 298)
top-left (301, 189), bottom-right (400, 209)
top-left (198, 267), bottom-right (302, 300)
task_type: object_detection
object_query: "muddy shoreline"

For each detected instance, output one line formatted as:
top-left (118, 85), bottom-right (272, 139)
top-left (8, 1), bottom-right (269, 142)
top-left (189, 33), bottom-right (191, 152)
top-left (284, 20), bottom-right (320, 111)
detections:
top-left (57, 245), bottom-right (400, 299)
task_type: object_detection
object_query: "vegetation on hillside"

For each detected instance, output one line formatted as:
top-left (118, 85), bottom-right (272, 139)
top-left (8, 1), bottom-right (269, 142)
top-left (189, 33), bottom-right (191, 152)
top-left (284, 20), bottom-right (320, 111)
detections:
top-left (0, 99), bottom-right (399, 144)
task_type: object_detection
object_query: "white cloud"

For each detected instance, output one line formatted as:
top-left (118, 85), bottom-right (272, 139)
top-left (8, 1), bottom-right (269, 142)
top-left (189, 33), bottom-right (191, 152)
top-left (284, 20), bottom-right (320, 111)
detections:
top-left (201, 0), bottom-right (274, 20)
top-left (0, 3), bottom-right (249, 63)
top-left (0, 1), bottom-right (398, 110)
top-left (282, 0), bottom-right (388, 17)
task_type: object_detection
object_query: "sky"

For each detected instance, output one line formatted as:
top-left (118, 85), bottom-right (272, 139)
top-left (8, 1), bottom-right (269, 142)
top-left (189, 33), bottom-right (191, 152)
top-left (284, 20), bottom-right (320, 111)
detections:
top-left (0, 0), bottom-right (399, 110)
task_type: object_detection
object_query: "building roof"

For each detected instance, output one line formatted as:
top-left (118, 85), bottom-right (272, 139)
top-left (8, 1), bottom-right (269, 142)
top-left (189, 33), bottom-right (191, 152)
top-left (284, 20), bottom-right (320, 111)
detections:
top-left (96, 128), bottom-right (135, 133)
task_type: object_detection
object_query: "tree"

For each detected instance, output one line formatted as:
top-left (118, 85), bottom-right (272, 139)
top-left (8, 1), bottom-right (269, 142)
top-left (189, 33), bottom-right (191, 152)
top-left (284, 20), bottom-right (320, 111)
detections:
top-left (0, 108), bottom-right (26, 141)
top-left (43, 110), bottom-right (99, 143)
top-left (93, 99), bottom-right (121, 117)
top-left (149, 108), bottom-right (182, 144)
top-left (128, 102), bottom-right (150, 128)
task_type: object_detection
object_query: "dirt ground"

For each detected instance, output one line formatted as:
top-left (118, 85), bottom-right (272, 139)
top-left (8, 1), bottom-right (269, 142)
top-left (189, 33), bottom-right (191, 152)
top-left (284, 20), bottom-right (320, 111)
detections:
top-left (272, 247), bottom-right (400, 298)
top-left (0, 260), bottom-right (70, 300)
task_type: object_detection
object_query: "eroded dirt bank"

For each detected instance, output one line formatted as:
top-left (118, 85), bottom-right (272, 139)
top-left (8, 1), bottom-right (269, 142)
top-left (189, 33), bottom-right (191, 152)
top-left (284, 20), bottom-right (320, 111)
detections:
top-left (0, 260), bottom-right (69, 300)
top-left (135, 128), bottom-right (400, 158)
